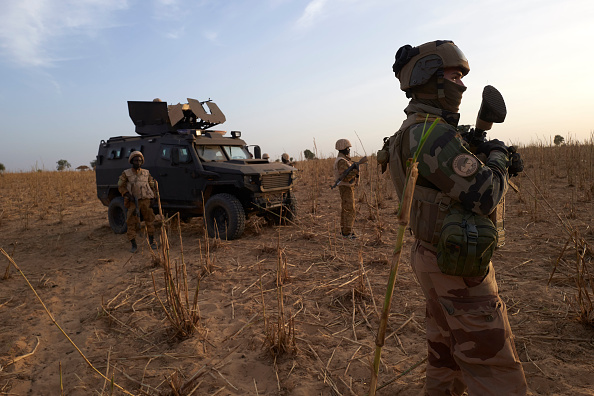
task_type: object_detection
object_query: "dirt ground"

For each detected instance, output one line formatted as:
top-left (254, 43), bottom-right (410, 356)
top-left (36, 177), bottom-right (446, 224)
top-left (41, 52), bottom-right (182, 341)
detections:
top-left (1, 155), bottom-right (593, 395)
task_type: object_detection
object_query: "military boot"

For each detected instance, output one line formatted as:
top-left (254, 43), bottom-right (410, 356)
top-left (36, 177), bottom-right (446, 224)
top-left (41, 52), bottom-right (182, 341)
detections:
top-left (130, 239), bottom-right (138, 253)
top-left (149, 235), bottom-right (157, 250)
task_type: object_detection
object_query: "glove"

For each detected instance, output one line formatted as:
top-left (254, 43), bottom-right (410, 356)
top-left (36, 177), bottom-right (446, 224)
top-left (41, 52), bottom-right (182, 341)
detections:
top-left (476, 139), bottom-right (508, 157)
top-left (507, 146), bottom-right (524, 177)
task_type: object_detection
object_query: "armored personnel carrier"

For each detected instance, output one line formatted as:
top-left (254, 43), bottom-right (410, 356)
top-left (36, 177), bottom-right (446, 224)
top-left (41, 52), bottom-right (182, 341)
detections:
top-left (95, 98), bottom-right (297, 240)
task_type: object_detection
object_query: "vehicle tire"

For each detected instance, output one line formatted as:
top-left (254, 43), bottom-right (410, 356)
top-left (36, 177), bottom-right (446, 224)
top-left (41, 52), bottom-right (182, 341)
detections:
top-left (204, 193), bottom-right (246, 240)
top-left (108, 196), bottom-right (128, 234)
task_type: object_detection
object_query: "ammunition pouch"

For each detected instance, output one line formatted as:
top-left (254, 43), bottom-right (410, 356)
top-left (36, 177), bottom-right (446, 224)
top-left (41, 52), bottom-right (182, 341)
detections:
top-left (376, 137), bottom-right (390, 174)
top-left (437, 205), bottom-right (498, 277)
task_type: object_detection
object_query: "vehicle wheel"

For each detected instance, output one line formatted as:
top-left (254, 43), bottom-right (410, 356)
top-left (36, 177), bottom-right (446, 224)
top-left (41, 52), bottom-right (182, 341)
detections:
top-left (108, 196), bottom-right (128, 234)
top-left (204, 193), bottom-right (246, 240)
top-left (268, 193), bottom-right (297, 225)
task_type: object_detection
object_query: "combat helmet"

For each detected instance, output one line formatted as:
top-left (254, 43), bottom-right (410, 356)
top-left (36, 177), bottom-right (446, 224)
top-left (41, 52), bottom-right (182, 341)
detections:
top-left (129, 151), bottom-right (144, 164)
top-left (335, 139), bottom-right (352, 151)
top-left (392, 40), bottom-right (469, 113)
top-left (262, 153), bottom-right (270, 160)
top-left (281, 153), bottom-right (290, 161)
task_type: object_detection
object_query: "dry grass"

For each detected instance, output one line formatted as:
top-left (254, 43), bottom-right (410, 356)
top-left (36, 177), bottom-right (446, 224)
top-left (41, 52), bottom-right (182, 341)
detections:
top-left (1, 139), bottom-right (594, 394)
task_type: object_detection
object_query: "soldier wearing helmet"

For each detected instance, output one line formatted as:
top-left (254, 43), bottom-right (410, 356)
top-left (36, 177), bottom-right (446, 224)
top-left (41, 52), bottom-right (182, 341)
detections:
top-left (333, 138), bottom-right (358, 238)
top-left (262, 153), bottom-right (270, 160)
top-left (118, 151), bottom-right (158, 253)
top-left (388, 41), bottom-right (526, 394)
top-left (280, 153), bottom-right (294, 166)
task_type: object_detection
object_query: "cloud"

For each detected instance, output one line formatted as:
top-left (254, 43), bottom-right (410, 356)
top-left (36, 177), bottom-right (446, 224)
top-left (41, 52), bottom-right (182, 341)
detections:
top-left (295, 0), bottom-right (329, 30)
top-left (0, 0), bottom-right (129, 68)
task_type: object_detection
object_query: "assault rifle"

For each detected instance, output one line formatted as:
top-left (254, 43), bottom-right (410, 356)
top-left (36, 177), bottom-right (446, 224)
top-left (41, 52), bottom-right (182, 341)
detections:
top-left (134, 195), bottom-right (140, 218)
top-left (331, 156), bottom-right (368, 189)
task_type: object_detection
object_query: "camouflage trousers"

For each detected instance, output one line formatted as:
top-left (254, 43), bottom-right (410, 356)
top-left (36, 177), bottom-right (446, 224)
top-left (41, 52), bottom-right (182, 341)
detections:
top-left (411, 240), bottom-right (527, 396)
top-left (126, 198), bottom-right (156, 241)
top-left (338, 185), bottom-right (355, 234)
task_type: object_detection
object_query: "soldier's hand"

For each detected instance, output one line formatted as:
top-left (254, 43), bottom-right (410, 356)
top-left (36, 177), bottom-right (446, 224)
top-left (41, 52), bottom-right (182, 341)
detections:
top-left (477, 139), bottom-right (508, 156)
top-left (124, 192), bottom-right (133, 201)
top-left (507, 146), bottom-right (524, 177)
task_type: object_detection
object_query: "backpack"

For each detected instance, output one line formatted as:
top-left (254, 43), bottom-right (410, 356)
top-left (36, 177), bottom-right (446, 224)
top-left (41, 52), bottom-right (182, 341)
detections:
top-left (436, 206), bottom-right (498, 277)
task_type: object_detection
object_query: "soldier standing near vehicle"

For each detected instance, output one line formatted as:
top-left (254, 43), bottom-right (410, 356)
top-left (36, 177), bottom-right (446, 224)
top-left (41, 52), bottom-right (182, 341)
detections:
top-left (388, 41), bottom-right (527, 395)
top-left (333, 139), bottom-right (359, 239)
top-left (118, 151), bottom-right (157, 253)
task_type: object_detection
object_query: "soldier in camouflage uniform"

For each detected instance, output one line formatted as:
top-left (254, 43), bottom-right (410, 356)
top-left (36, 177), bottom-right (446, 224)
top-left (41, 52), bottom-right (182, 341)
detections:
top-left (118, 151), bottom-right (158, 253)
top-left (388, 41), bottom-right (527, 395)
top-left (334, 139), bottom-right (359, 238)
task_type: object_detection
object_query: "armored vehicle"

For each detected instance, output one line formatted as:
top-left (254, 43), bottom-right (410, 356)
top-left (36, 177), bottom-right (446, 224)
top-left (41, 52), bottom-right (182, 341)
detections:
top-left (95, 98), bottom-right (297, 240)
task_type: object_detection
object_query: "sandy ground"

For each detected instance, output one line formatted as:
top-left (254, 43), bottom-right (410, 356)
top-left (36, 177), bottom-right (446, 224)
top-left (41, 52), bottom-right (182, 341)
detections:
top-left (0, 158), bottom-right (593, 395)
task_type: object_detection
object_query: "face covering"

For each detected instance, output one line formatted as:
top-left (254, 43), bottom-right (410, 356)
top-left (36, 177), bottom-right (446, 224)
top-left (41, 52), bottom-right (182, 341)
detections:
top-left (132, 162), bottom-right (141, 170)
top-left (439, 79), bottom-right (467, 113)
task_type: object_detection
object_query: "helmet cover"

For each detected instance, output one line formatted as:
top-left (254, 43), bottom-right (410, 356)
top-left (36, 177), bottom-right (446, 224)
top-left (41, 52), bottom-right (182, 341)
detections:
top-left (335, 139), bottom-right (352, 151)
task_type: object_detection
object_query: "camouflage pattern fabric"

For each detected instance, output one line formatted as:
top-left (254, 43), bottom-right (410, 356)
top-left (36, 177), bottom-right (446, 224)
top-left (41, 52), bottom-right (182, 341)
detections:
top-left (338, 185), bottom-right (355, 235)
top-left (411, 240), bottom-right (527, 395)
top-left (118, 168), bottom-right (155, 199)
top-left (389, 101), bottom-right (526, 394)
top-left (126, 198), bottom-right (156, 241)
top-left (397, 103), bottom-right (508, 216)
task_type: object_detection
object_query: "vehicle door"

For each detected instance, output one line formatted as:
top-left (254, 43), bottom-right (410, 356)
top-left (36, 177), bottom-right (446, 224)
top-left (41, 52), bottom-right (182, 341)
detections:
top-left (156, 144), bottom-right (199, 204)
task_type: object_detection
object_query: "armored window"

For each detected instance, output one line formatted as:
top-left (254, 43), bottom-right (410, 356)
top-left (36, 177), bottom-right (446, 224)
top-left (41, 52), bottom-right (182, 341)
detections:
top-left (161, 146), bottom-right (171, 160)
top-left (178, 147), bottom-right (192, 163)
top-left (222, 145), bottom-right (250, 160)
top-left (197, 145), bottom-right (226, 162)
top-left (108, 148), bottom-right (123, 160)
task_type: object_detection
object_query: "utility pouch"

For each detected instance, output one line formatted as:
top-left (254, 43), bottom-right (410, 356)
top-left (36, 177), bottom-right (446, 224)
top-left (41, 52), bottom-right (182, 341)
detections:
top-left (437, 207), bottom-right (498, 277)
top-left (376, 137), bottom-right (390, 174)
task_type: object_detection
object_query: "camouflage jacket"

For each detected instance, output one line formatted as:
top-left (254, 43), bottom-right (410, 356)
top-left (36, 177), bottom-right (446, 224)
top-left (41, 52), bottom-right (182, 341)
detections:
top-left (390, 102), bottom-right (509, 216)
top-left (118, 168), bottom-right (156, 200)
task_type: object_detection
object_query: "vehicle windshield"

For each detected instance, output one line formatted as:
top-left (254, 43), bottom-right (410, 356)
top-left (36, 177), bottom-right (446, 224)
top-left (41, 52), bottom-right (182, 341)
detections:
top-left (222, 145), bottom-right (251, 160)
top-left (196, 145), bottom-right (227, 161)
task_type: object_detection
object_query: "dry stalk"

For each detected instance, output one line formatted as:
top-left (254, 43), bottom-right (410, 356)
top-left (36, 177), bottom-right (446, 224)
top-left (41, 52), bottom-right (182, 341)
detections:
top-left (151, 181), bottom-right (202, 338)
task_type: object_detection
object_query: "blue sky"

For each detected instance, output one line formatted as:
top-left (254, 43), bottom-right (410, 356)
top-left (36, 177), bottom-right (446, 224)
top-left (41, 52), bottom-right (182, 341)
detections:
top-left (1, 0), bottom-right (593, 171)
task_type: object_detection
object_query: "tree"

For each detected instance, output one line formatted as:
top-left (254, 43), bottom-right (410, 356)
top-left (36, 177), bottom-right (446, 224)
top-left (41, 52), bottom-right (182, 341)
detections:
top-left (0, 163), bottom-right (5, 174)
top-left (303, 149), bottom-right (316, 160)
top-left (90, 159), bottom-right (97, 169)
top-left (554, 135), bottom-right (564, 146)
top-left (56, 159), bottom-right (71, 171)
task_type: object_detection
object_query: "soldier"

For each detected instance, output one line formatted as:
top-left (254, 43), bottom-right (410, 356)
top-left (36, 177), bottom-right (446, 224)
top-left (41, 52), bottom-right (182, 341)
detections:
top-left (118, 151), bottom-right (157, 253)
top-left (281, 153), bottom-right (293, 165)
top-left (262, 153), bottom-right (270, 160)
top-left (388, 41), bottom-right (527, 395)
top-left (333, 139), bottom-right (359, 239)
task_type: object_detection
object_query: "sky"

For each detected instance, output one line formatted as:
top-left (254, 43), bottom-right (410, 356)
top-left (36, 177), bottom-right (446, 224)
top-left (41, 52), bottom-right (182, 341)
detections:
top-left (1, 0), bottom-right (593, 171)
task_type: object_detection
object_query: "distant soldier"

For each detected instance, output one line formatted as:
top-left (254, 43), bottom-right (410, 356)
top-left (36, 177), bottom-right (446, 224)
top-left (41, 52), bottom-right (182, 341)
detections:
top-left (262, 153), bottom-right (270, 160)
top-left (281, 153), bottom-right (294, 166)
top-left (333, 139), bottom-right (359, 238)
top-left (118, 151), bottom-right (157, 253)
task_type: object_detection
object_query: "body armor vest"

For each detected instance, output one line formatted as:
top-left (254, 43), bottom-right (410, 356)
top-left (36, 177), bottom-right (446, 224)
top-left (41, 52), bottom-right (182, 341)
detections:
top-left (124, 168), bottom-right (155, 199)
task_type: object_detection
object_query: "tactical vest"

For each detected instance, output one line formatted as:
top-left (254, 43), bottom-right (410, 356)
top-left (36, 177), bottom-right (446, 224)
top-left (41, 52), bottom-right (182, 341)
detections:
top-left (389, 114), bottom-right (452, 249)
top-left (334, 156), bottom-right (355, 187)
top-left (389, 114), bottom-right (506, 250)
top-left (124, 168), bottom-right (155, 199)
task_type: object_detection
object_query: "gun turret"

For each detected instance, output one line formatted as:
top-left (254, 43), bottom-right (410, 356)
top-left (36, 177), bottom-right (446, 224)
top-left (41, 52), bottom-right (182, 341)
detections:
top-left (128, 98), bottom-right (226, 135)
